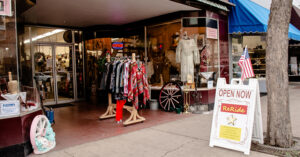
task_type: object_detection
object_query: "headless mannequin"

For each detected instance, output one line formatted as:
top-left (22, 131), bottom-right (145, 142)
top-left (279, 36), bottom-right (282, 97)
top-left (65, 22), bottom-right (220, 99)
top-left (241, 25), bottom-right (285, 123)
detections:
top-left (176, 31), bottom-right (200, 82)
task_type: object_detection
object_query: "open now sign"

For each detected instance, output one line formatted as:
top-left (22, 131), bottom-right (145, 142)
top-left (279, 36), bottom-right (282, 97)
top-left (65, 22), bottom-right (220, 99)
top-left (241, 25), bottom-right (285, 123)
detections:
top-left (209, 78), bottom-right (263, 155)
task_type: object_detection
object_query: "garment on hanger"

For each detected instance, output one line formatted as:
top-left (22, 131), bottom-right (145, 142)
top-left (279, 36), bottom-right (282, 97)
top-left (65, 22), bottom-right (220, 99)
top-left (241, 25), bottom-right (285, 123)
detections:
top-left (146, 61), bottom-right (154, 79)
top-left (123, 61), bottom-right (131, 97)
top-left (115, 61), bottom-right (124, 94)
top-left (100, 62), bottom-right (113, 92)
top-left (128, 62), bottom-right (150, 109)
top-left (119, 61), bottom-right (126, 89)
top-left (110, 61), bottom-right (120, 93)
top-left (176, 39), bottom-right (200, 82)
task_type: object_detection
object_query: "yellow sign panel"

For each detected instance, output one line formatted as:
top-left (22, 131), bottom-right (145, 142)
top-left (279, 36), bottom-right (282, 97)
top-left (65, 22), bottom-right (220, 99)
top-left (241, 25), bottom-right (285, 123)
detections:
top-left (219, 125), bottom-right (241, 141)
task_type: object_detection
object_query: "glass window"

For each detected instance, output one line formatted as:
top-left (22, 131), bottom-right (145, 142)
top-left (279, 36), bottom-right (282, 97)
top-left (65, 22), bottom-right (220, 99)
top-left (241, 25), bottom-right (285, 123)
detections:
top-left (74, 31), bottom-right (84, 99)
top-left (84, 35), bottom-right (145, 94)
top-left (0, 0), bottom-right (18, 90)
top-left (147, 21), bottom-right (181, 84)
top-left (288, 47), bottom-right (300, 77)
top-left (146, 18), bottom-right (221, 88)
top-left (19, 27), bottom-right (32, 86)
top-left (231, 34), bottom-right (266, 79)
top-left (28, 27), bottom-right (69, 43)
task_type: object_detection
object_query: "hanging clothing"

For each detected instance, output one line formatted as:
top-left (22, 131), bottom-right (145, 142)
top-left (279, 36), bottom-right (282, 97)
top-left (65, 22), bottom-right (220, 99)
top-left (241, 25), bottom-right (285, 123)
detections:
top-left (115, 61), bottom-right (127, 100)
top-left (146, 61), bottom-right (154, 79)
top-left (120, 61), bottom-right (126, 89)
top-left (176, 39), bottom-right (200, 82)
top-left (115, 61), bottom-right (124, 94)
top-left (123, 61), bottom-right (131, 97)
top-left (99, 62), bottom-right (113, 92)
top-left (110, 61), bottom-right (120, 93)
top-left (128, 62), bottom-right (150, 109)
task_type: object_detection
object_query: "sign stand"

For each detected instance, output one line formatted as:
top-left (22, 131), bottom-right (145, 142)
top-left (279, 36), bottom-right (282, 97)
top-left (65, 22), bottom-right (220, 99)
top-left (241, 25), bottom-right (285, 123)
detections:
top-left (209, 78), bottom-right (263, 155)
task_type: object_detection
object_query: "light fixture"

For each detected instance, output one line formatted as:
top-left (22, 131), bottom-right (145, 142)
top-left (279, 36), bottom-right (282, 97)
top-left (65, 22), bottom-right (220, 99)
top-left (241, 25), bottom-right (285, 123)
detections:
top-left (24, 29), bottom-right (65, 44)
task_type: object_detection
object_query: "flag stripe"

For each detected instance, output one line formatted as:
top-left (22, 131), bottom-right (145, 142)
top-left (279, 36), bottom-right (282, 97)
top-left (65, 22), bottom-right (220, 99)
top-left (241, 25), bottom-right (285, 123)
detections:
top-left (238, 47), bottom-right (255, 80)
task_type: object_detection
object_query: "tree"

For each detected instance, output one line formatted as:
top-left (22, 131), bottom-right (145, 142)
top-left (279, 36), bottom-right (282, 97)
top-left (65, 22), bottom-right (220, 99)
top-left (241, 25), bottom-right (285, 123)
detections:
top-left (266, 0), bottom-right (293, 148)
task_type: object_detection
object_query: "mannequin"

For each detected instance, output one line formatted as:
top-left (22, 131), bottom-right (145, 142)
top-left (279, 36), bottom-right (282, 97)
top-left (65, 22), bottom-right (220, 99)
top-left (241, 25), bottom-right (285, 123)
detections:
top-left (176, 31), bottom-right (200, 82)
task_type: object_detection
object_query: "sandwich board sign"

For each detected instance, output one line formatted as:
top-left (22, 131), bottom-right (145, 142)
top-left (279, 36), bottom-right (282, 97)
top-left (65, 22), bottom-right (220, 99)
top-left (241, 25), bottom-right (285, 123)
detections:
top-left (209, 78), bottom-right (263, 155)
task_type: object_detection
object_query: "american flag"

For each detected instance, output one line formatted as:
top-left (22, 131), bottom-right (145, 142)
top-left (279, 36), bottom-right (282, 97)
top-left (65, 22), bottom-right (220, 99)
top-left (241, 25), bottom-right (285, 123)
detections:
top-left (238, 46), bottom-right (255, 80)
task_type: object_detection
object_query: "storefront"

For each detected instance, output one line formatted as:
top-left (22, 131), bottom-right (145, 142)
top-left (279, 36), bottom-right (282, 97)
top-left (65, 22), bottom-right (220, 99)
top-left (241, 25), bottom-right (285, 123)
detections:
top-left (229, 0), bottom-right (300, 93)
top-left (0, 0), bottom-right (234, 156)
top-left (84, 10), bottom-right (231, 108)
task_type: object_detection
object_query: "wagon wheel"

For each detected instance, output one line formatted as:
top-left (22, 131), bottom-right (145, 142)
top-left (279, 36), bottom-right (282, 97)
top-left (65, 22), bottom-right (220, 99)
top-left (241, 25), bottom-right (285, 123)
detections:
top-left (30, 115), bottom-right (56, 154)
top-left (159, 82), bottom-right (183, 111)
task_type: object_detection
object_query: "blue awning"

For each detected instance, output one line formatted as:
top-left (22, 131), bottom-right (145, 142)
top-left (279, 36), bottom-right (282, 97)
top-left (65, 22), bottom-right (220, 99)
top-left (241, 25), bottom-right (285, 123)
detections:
top-left (229, 0), bottom-right (300, 41)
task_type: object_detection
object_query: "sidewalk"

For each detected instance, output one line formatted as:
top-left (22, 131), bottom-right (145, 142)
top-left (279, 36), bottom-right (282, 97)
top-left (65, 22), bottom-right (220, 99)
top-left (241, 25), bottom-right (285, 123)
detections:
top-left (32, 83), bottom-right (300, 157)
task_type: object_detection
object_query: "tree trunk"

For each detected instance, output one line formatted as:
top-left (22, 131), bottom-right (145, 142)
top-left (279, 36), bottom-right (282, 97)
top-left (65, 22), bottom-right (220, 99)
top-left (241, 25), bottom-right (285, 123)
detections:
top-left (266, 0), bottom-right (293, 148)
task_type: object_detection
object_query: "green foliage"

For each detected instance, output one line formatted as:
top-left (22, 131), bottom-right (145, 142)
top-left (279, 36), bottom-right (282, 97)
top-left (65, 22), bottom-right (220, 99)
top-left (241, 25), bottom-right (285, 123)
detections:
top-left (97, 57), bottom-right (107, 73)
top-left (285, 151), bottom-right (300, 157)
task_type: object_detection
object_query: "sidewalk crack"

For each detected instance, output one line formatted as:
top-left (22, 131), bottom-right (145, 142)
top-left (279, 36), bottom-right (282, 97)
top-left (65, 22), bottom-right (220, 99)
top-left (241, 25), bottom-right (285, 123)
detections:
top-left (64, 150), bottom-right (74, 157)
top-left (161, 140), bottom-right (194, 157)
top-left (149, 127), bottom-right (209, 142)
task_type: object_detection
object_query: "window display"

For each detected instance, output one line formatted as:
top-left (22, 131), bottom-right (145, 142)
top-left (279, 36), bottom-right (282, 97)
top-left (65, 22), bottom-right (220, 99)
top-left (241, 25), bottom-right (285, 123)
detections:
top-left (147, 21), bottom-right (181, 84)
top-left (231, 35), bottom-right (266, 78)
top-left (176, 31), bottom-right (200, 82)
top-left (182, 17), bottom-right (219, 88)
top-left (0, 0), bottom-right (41, 117)
top-left (146, 18), bottom-right (220, 88)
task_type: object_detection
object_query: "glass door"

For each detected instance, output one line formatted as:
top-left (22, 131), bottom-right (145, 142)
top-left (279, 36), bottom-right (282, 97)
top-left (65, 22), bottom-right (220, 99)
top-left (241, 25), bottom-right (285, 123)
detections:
top-left (33, 44), bottom-right (75, 105)
top-left (33, 45), bottom-right (56, 104)
top-left (55, 45), bottom-right (74, 103)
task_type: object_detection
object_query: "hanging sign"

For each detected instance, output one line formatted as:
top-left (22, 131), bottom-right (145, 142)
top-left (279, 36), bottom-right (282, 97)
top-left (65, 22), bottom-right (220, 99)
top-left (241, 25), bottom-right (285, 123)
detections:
top-left (0, 0), bottom-right (12, 16)
top-left (209, 78), bottom-right (263, 155)
top-left (112, 42), bottom-right (124, 50)
top-left (206, 27), bottom-right (218, 39)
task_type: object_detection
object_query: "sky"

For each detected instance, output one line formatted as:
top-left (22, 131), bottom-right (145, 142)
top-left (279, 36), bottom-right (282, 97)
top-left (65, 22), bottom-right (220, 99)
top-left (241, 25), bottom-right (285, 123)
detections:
top-left (251, 0), bottom-right (300, 9)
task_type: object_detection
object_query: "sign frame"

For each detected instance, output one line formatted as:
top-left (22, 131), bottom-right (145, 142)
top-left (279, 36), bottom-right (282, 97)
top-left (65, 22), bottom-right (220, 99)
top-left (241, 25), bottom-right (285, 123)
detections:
top-left (209, 78), bottom-right (263, 155)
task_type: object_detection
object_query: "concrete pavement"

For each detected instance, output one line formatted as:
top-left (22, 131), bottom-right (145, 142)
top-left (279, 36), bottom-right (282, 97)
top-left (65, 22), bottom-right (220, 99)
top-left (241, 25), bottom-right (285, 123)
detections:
top-left (33, 83), bottom-right (300, 157)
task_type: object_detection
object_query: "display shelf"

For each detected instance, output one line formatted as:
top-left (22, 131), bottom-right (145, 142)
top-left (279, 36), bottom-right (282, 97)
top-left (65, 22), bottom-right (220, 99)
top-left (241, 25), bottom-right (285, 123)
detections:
top-left (249, 49), bottom-right (266, 78)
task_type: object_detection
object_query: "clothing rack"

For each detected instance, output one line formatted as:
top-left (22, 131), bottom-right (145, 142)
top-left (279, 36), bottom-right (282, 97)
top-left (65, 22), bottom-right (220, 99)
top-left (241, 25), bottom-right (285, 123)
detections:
top-left (123, 53), bottom-right (146, 126)
top-left (99, 54), bottom-right (116, 119)
top-left (99, 53), bottom-right (147, 126)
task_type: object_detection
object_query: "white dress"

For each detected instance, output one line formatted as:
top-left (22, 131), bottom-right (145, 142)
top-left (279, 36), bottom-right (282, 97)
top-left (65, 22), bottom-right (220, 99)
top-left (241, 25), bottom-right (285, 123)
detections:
top-left (176, 39), bottom-right (200, 82)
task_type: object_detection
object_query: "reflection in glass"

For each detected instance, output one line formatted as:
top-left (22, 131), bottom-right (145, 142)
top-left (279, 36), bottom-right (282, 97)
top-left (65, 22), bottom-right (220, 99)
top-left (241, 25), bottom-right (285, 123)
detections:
top-left (55, 45), bottom-right (74, 101)
top-left (34, 45), bottom-right (55, 104)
